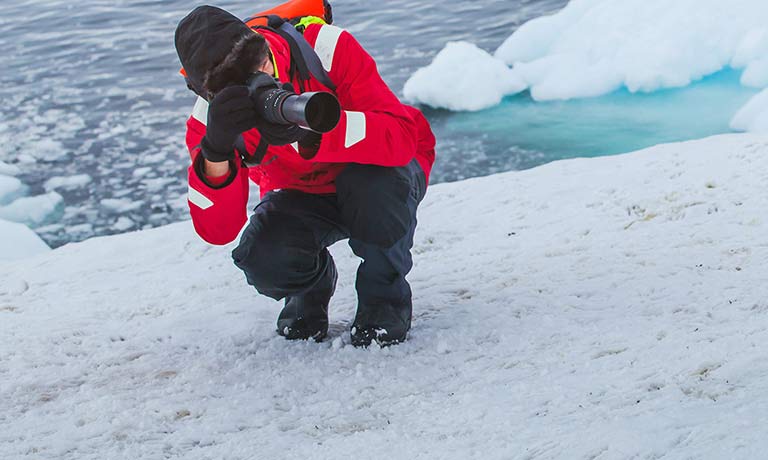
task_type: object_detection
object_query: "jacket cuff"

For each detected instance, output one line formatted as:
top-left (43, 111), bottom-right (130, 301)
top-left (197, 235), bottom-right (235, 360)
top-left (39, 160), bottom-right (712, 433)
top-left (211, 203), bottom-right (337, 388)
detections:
top-left (193, 154), bottom-right (239, 190)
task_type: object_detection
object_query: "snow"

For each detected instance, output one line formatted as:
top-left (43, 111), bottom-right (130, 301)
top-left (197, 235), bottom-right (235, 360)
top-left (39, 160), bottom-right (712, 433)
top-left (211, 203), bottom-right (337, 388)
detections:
top-left (731, 88), bottom-right (768, 132)
top-left (2, 133), bottom-right (767, 458)
top-left (406, 0), bottom-right (768, 119)
top-left (740, 58), bottom-right (768, 88)
top-left (0, 191), bottom-right (63, 226)
top-left (733, 28), bottom-right (768, 87)
top-left (403, 41), bottom-right (526, 112)
top-left (497, 0), bottom-right (768, 100)
top-left (0, 218), bottom-right (50, 260)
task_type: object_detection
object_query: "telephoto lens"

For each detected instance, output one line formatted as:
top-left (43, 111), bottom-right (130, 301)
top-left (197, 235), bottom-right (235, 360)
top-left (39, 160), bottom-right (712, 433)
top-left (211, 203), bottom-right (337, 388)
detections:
top-left (247, 72), bottom-right (341, 133)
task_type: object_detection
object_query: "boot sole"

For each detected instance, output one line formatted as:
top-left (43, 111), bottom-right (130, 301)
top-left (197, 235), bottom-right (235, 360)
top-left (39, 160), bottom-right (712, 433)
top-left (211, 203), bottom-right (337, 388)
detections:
top-left (277, 323), bottom-right (328, 342)
top-left (350, 326), bottom-right (408, 347)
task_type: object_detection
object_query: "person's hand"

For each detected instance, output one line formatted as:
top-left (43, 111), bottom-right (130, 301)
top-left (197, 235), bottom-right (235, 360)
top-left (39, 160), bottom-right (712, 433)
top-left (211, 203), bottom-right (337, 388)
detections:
top-left (297, 131), bottom-right (322, 159)
top-left (256, 119), bottom-right (306, 146)
top-left (201, 86), bottom-right (258, 162)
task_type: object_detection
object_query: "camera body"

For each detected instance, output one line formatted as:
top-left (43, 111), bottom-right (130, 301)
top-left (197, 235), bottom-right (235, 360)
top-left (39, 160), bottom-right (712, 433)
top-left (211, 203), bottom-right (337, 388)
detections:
top-left (247, 72), bottom-right (341, 133)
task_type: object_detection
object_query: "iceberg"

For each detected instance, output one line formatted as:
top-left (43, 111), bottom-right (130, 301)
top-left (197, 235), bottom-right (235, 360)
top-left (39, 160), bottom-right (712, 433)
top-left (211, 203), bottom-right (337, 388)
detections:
top-left (403, 42), bottom-right (526, 112)
top-left (406, 0), bottom-right (768, 129)
top-left (730, 88), bottom-right (768, 132)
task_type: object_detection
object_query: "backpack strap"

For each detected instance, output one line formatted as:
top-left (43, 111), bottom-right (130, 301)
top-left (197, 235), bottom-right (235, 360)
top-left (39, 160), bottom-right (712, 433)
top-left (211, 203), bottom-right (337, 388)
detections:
top-left (263, 15), bottom-right (337, 91)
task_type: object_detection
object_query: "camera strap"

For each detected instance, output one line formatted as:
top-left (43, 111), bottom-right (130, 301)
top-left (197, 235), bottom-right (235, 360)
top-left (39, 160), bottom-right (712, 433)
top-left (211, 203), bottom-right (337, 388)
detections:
top-left (236, 135), bottom-right (269, 167)
top-left (262, 16), bottom-right (337, 92)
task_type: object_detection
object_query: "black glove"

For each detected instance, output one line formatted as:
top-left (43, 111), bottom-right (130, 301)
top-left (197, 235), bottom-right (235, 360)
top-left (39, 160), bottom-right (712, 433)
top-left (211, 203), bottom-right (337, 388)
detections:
top-left (201, 85), bottom-right (258, 162)
top-left (256, 118), bottom-right (305, 146)
top-left (297, 130), bottom-right (322, 159)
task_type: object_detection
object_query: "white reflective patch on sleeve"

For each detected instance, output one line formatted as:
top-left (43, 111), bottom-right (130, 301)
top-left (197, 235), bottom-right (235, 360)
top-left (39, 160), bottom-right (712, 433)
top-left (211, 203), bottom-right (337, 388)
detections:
top-left (188, 185), bottom-right (213, 210)
top-left (192, 97), bottom-right (209, 125)
top-left (314, 25), bottom-right (344, 72)
top-left (344, 111), bottom-right (366, 148)
top-left (291, 142), bottom-right (299, 151)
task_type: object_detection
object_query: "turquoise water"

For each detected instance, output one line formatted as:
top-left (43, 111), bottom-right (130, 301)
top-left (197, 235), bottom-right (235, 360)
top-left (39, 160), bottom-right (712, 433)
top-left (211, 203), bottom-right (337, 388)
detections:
top-left (427, 69), bottom-right (758, 181)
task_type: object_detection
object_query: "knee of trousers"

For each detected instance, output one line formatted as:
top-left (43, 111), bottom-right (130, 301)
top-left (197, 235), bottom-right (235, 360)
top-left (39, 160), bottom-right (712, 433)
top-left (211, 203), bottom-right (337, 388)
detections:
top-left (336, 163), bottom-right (416, 248)
top-left (231, 216), bottom-right (319, 294)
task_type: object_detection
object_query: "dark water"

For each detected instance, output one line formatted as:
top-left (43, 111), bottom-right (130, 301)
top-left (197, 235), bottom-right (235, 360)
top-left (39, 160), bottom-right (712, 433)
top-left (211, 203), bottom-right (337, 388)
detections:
top-left (0, 0), bottom-right (566, 247)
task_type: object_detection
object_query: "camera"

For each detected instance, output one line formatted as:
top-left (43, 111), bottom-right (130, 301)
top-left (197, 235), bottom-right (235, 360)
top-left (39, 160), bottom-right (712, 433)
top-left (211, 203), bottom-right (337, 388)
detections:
top-left (247, 72), bottom-right (341, 133)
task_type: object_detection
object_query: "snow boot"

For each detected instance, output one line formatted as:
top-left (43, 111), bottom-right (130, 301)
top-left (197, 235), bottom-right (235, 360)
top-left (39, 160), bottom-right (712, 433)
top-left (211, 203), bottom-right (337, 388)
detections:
top-left (277, 258), bottom-right (337, 341)
top-left (350, 300), bottom-right (412, 347)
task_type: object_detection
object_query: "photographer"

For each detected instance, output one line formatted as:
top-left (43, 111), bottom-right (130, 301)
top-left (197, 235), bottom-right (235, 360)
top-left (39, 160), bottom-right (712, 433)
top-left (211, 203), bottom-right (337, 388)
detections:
top-left (174, 5), bottom-right (435, 346)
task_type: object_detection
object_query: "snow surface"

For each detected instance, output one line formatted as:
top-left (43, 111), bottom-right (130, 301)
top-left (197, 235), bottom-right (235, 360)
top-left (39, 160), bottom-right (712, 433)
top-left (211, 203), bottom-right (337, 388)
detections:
top-left (0, 219), bottom-right (49, 261)
top-left (2, 134), bottom-right (767, 459)
top-left (405, 0), bottom-right (768, 123)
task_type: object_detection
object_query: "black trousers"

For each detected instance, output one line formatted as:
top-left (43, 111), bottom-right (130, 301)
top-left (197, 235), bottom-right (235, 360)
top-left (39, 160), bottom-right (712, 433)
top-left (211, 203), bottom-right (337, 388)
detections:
top-left (232, 159), bottom-right (426, 313)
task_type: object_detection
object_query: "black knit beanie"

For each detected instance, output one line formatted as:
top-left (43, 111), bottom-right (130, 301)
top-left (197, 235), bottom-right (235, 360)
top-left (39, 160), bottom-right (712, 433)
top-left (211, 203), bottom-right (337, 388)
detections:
top-left (174, 5), bottom-right (253, 94)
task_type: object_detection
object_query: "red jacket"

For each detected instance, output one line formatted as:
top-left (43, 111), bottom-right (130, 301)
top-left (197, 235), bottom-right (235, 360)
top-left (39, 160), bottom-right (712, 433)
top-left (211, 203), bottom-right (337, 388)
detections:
top-left (184, 23), bottom-right (436, 245)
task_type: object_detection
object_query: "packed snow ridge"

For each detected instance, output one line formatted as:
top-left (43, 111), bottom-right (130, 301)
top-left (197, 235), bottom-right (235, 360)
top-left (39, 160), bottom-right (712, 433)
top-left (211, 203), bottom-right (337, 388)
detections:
top-left (2, 133), bottom-right (767, 459)
top-left (405, 0), bottom-right (768, 130)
